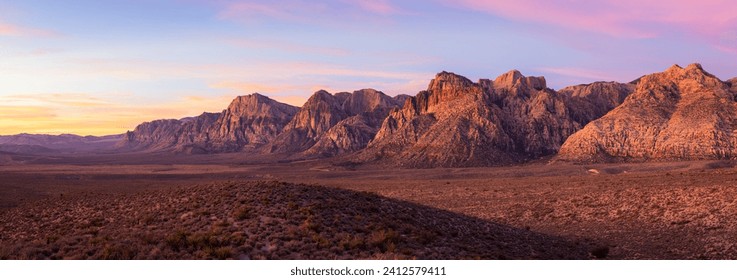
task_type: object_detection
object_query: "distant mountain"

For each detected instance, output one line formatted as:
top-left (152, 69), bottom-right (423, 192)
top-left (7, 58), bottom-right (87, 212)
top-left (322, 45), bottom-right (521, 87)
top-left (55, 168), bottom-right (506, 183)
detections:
top-left (206, 94), bottom-right (299, 152)
top-left (558, 63), bottom-right (737, 162)
top-left (0, 133), bottom-right (123, 154)
top-left (356, 71), bottom-right (632, 167)
top-left (120, 93), bottom-right (298, 153)
top-left (264, 89), bottom-right (403, 156)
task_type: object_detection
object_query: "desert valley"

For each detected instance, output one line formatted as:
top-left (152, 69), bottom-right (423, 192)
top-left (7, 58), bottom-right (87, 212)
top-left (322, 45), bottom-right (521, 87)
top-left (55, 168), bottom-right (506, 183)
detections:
top-left (2, 64), bottom-right (737, 259)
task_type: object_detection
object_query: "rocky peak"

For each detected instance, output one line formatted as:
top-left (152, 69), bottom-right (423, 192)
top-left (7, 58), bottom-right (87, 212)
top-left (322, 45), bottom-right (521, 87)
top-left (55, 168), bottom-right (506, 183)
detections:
top-left (429, 71), bottom-right (475, 91)
top-left (661, 63), bottom-right (712, 80)
top-left (266, 88), bottom-right (401, 154)
top-left (494, 70), bottom-right (524, 89)
top-left (342, 89), bottom-right (398, 116)
top-left (665, 64), bottom-right (684, 73)
top-left (638, 63), bottom-right (725, 101)
top-left (494, 70), bottom-right (546, 91)
top-left (411, 71), bottom-right (484, 114)
top-left (362, 69), bottom-right (606, 167)
top-left (558, 63), bottom-right (737, 162)
top-left (225, 93), bottom-right (298, 118)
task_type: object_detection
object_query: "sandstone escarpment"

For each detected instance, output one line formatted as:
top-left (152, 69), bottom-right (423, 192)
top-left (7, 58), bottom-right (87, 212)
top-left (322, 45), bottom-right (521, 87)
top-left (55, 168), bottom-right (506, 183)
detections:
top-left (120, 94), bottom-right (297, 153)
top-left (358, 70), bottom-right (628, 167)
top-left (559, 82), bottom-right (635, 124)
top-left (558, 64), bottom-right (737, 162)
top-left (205, 94), bottom-right (299, 152)
top-left (266, 89), bottom-right (401, 155)
top-left (122, 118), bottom-right (193, 151)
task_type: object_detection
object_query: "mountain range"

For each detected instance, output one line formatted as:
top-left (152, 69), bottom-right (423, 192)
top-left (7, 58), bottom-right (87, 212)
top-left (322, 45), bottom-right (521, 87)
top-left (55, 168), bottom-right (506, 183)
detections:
top-left (3, 63), bottom-right (736, 167)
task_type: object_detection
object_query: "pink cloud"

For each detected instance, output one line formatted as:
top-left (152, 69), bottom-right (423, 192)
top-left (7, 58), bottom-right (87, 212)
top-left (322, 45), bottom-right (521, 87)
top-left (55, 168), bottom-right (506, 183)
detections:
top-left (216, 0), bottom-right (399, 24)
top-left (344, 0), bottom-right (398, 15)
top-left (217, 1), bottom-right (314, 22)
top-left (225, 38), bottom-right (351, 56)
top-left (454, 0), bottom-right (737, 51)
top-left (0, 21), bottom-right (55, 37)
top-left (535, 67), bottom-right (617, 81)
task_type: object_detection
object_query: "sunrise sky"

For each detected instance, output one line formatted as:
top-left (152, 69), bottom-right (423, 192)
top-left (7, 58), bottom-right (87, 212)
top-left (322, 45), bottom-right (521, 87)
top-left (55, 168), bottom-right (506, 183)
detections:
top-left (1, 0), bottom-right (736, 135)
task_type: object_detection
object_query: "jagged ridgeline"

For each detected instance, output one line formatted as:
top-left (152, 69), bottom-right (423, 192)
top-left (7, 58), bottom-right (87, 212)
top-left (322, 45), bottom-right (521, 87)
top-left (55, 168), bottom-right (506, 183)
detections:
top-left (117, 64), bottom-right (737, 167)
top-left (558, 64), bottom-right (737, 162)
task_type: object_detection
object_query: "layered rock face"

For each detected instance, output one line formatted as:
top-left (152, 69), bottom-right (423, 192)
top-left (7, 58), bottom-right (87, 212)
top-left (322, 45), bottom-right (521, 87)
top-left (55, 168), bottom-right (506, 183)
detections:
top-left (122, 118), bottom-right (194, 151)
top-left (120, 94), bottom-right (298, 153)
top-left (361, 72), bottom-right (514, 167)
top-left (205, 94), bottom-right (299, 152)
top-left (559, 64), bottom-right (737, 162)
top-left (265, 89), bottom-right (401, 155)
top-left (358, 71), bottom-right (633, 167)
top-left (559, 82), bottom-right (635, 124)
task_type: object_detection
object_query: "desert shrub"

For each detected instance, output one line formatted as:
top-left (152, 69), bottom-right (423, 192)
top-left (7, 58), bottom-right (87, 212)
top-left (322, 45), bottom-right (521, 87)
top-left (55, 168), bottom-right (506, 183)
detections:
top-left (206, 246), bottom-right (233, 259)
top-left (165, 229), bottom-right (233, 258)
top-left (101, 244), bottom-right (137, 260)
top-left (300, 217), bottom-right (321, 233)
top-left (339, 234), bottom-right (365, 250)
top-left (368, 229), bottom-right (400, 252)
top-left (310, 233), bottom-right (330, 248)
top-left (234, 206), bottom-right (252, 220)
top-left (187, 231), bottom-right (226, 251)
top-left (287, 201), bottom-right (298, 210)
top-left (414, 229), bottom-right (438, 245)
top-left (86, 217), bottom-right (106, 227)
top-left (591, 246), bottom-right (609, 259)
top-left (165, 229), bottom-right (190, 251)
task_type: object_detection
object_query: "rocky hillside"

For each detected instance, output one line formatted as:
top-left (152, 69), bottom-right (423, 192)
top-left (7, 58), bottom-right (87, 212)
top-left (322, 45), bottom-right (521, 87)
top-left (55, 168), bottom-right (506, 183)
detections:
top-left (205, 94), bottom-right (299, 152)
top-left (120, 94), bottom-right (298, 153)
top-left (558, 64), bottom-right (737, 162)
top-left (264, 89), bottom-right (402, 156)
top-left (559, 82), bottom-right (635, 124)
top-left (357, 71), bottom-right (632, 167)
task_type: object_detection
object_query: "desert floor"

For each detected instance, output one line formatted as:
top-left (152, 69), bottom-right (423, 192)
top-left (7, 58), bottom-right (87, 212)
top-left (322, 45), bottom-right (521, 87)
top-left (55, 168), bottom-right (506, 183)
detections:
top-left (1, 159), bottom-right (736, 259)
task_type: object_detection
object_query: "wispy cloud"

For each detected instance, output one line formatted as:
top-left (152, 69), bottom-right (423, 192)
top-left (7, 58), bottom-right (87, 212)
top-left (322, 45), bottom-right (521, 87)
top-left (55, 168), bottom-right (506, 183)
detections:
top-left (2, 93), bottom-right (112, 108)
top-left (452, 0), bottom-right (737, 51)
top-left (209, 81), bottom-right (300, 94)
top-left (216, 0), bottom-right (400, 25)
top-left (0, 20), bottom-right (56, 37)
top-left (344, 0), bottom-right (399, 15)
top-left (225, 38), bottom-right (351, 56)
top-left (536, 67), bottom-right (616, 82)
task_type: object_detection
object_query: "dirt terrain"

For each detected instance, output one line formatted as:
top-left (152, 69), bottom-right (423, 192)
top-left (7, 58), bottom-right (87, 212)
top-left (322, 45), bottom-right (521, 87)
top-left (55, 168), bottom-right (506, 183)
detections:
top-left (1, 159), bottom-right (737, 259)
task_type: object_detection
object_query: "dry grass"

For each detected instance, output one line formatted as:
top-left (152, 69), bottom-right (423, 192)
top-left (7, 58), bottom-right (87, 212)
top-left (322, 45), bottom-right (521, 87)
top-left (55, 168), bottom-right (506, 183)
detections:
top-left (0, 181), bottom-right (589, 260)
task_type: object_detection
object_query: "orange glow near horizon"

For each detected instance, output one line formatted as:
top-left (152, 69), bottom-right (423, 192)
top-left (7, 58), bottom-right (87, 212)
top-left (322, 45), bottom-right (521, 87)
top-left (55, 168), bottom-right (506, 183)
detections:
top-left (0, 94), bottom-right (238, 136)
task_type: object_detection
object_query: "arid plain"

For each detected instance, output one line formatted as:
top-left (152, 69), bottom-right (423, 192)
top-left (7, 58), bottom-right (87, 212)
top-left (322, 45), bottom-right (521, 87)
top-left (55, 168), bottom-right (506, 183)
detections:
top-left (2, 156), bottom-right (737, 259)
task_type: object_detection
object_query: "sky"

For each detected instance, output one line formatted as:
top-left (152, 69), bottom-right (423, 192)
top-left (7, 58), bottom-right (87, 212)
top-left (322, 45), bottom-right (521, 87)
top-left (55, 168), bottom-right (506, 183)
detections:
top-left (1, 0), bottom-right (736, 136)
